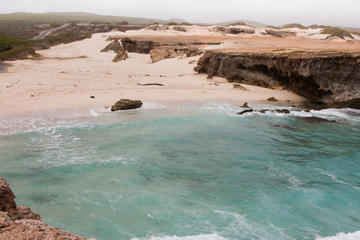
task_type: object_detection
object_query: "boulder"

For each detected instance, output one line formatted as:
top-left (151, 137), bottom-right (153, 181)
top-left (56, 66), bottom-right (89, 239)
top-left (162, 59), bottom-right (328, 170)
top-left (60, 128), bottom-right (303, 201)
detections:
top-left (101, 40), bottom-right (122, 53)
top-left (238, 109), bottom-right (254, 115)
top-left (267, 97), bottom-right (278, 102)
top-left (112, 48), bottom-right (128, 62)
top-left (111, 99), bottom-right (143, 111)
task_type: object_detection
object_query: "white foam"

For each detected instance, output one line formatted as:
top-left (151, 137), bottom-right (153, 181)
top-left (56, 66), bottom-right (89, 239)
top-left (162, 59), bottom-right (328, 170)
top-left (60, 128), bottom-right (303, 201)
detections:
top-left (131, 233), bottom-right (227, 240)
top-left (316, 231), bottom-right (360, 240)
top-left (142, 102), bottom-right (167, 110)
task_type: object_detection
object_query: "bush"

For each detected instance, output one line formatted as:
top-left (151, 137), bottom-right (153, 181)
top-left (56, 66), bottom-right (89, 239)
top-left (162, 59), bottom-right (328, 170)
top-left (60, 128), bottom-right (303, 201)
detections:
top-left (166, 22), bottom-right (178, 26)
top-left (321, 27), bottom-right (354, 39)
top-left (0, 45), bottom-right (38, 60)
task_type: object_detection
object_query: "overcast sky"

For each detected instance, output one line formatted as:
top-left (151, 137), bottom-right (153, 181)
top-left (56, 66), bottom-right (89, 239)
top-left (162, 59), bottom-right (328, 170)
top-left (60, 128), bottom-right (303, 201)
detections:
top-left (1, 0), bottom-right (360, 27)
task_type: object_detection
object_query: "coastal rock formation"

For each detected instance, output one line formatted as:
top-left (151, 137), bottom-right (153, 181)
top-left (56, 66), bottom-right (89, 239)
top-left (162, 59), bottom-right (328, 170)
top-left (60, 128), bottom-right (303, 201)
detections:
top-left (112, 48), bottom-right (128, 62)
top-left (0, 177), bottom-right (90, 240)
top-left (111, 99), bottom-right (143, 111)
top-left (121, 37), bottom-right (160, 54)
top-left (195, 52), bottom-right (360, 108)
top-left (101, 40), bottom-right (122, 53)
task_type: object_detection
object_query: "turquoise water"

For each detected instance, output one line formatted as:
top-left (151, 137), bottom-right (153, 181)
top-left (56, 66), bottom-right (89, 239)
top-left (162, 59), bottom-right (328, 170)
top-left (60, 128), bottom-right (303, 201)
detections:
top-left (0, 103), bottom-right (360, 240)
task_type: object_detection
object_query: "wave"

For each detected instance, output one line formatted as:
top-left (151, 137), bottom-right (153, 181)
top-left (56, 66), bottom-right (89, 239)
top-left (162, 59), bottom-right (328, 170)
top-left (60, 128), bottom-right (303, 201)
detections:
top-left (316, 231), bottom-right (360, 240)
top-left (131, 233), bottom-right (228, 240)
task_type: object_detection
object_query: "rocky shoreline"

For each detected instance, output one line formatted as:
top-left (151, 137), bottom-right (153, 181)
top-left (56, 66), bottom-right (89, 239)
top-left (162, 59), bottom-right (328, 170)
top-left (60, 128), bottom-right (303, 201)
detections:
top-left (195, 51), bottom-right (360, 109)
top-left (0, 177), bottom-right (91, 240)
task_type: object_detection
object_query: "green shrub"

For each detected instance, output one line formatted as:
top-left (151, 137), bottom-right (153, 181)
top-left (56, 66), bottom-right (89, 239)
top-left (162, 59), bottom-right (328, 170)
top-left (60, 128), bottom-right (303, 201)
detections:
top-left (282, 23), bottom-right (307, 29)
top-left (179, 22), bottom-right (192, 26)
top-left (0, 45), bottom-right (37, 60)
top-left (166, 22), bottom-right (178, 26)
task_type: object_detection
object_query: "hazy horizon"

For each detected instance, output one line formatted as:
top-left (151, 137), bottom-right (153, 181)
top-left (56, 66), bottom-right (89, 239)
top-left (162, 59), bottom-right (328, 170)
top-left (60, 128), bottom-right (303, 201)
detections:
top-left (1, 0), bottom-right (360, 27)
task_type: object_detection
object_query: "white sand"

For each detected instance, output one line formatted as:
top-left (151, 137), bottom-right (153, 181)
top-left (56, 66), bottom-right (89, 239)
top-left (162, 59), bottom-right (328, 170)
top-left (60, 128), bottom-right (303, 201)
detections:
top-left (0, 31), bottom-right (306, 115)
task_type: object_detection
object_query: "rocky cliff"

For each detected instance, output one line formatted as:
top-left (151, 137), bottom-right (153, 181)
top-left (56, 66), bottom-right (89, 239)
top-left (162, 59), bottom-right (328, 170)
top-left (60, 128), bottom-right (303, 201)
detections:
top-left (0, 177), bottom-right (91, 240)
top-left (195, 52), bottom-right (360, 108)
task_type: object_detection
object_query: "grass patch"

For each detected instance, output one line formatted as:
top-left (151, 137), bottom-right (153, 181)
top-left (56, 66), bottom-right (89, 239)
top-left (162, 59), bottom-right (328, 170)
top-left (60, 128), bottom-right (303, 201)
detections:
top-left (321, 27), bottom-right (354, 39)
top-left (282, 23), bottom-right (307, 29)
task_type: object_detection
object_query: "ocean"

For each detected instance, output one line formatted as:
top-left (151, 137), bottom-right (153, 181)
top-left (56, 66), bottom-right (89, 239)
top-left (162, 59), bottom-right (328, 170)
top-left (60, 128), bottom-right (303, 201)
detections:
top-left (0, 102), bottom-right (359, 240)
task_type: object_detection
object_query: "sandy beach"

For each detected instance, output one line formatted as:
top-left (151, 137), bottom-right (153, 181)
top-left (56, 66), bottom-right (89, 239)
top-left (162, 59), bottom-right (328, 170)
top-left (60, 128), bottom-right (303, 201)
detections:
top-left (0, 30), bottom-right (311, 115)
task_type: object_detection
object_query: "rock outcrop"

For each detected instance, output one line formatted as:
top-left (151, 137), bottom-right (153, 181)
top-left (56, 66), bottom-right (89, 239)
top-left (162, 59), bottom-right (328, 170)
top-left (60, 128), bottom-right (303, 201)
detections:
top-left (111, 99), bottom-right (143, 111)
top-left (112, 48), bottom-right (128, 62)
top-left (121, 37), bottom-right (160, 54)
top-left (150, 47), bottom-right (203, 63)
top-left (195, 52), bottom-right (360, 108)
top-left (101, 40), bottom-right (122, 53)
top-left (0, 177), bottom-right (91, 240)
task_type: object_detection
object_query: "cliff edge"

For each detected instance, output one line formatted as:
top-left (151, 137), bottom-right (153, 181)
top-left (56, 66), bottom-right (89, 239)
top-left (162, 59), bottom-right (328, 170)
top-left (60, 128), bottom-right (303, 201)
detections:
top-left (195, 52), bottom-right (360, 108)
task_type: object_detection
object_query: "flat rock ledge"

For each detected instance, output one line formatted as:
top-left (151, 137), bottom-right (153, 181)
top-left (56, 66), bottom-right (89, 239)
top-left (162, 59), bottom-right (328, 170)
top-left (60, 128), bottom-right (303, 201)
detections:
top-left (111, 99), bottom-right (143, 111)
top-left (0, 177), bottom-right (92, 240)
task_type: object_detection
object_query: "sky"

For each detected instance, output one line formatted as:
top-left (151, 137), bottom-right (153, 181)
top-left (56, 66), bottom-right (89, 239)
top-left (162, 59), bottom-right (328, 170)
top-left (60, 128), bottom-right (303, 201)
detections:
top-left (1, 0), bottom-right (360, 27)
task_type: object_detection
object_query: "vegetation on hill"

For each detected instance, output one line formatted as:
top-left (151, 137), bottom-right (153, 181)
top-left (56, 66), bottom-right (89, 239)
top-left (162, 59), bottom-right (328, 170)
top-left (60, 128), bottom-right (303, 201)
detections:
top-left (226, 22), bottom-right (247, 27)
top-left (282, 23), bottom-right (307, 29)
top-left (0, 12), bottom-right (162, 25)
top-left (321, 27), bottom-right (354, 39)
top-left (0, 36), bottom-right (38, 60)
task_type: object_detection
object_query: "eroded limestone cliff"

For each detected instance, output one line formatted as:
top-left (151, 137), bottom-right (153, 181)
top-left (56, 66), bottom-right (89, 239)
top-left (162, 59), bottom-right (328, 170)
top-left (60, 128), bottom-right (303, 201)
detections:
top-left (195, 52), bottom-right (360, 108)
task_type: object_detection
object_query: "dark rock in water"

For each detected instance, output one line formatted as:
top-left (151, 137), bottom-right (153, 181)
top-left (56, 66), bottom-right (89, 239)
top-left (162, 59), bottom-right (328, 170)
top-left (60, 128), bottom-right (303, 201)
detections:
top-left (121, 37), bottom-right (160, 54)
top-left (90, 96), bottom-right (95, 99)
top-left (238, 109), bottom-right (254, 115)
top-left (297, 117), bottom-right (336, 123)
top-left (194, 52), bottom-right (360, 108)
top-left (112, 48), bottom-right (128, 62)
top-left (273, 124), bottom-right (293, 129)
top-left (0, 177), bottom-right (90, 239)
top-left (111, 99), bottom-right (143, 111)
top-left (259, 109), bottom-right (268, 113)
top-left (275, 109), bottom-right (290, 114)
top-left (101, 40), bottom-right (122, 53)
top-left (267, 97), bottom-right (278, 102)
top-left (241, 102), bottom-right (249, 108)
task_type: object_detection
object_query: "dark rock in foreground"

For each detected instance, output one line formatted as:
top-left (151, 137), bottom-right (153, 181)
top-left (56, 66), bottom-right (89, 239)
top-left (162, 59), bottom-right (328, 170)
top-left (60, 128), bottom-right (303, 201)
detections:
top-left (0, 177), bottom-right (91, 240)
top-left (195, 52), bottom-right (360, 108)
top-left (111, 99), bottom-right (143, 111)
top-left (121, 37), bottom-right (159, 54)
